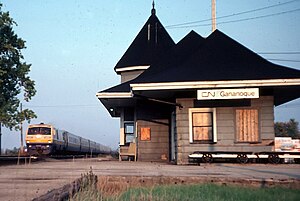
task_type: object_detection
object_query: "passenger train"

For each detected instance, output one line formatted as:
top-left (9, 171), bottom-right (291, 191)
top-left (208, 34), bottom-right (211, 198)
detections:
top-left (25, 123), bottom-right (111, 156)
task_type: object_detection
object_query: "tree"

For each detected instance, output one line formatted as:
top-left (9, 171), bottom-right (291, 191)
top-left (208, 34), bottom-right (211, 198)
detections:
top-left (274, 119), bottom-right (300, 139)
top-left (0, 3), bottom-right (37, 153)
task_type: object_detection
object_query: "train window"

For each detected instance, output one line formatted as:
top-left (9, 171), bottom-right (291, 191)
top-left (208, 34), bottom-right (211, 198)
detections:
top-left (124, 122), bottom-right (134, 144)
top-left (28, 127), bottom-right (51, 135)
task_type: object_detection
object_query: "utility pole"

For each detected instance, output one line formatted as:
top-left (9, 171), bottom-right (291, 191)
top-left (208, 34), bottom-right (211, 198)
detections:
top-left (20, 103), bottom-right (24, 154)
top-left (212, 0), bottom-right (216, 32)
top-left (0, 122), bottom-right (2, 155)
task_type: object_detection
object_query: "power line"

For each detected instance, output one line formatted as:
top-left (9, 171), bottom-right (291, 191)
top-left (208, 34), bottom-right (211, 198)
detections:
top-left (258, 51), bottom-right (300, 55)
top-left (167, 8), bottom-right (300, 29)
top-left (23, 104), bottom-right (99, 108)
top-left (24, 104), bottom-right (300, 109)
top-left (276, 103), bottom-right (300, 109)
top-left (266, 58), bottom-right (300, 63)
top-left (166, 0), bottom-right (300, 28)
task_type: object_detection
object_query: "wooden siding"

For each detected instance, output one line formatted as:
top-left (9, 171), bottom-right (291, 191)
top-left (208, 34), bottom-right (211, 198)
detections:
top-left (137, 119), bottom-right (169, 161)
top-left (176, 96), bottom-right (274, 165)
top-left (136, 102), bottom-right (170, 162)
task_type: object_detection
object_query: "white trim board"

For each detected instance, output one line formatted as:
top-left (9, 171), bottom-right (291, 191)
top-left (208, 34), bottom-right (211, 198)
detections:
top-left (115, 65), bottom-right (150, 73)
top-left (130, 79), bottom-right (300, 91)
top-left (96, 92), bottom-right (132, 98)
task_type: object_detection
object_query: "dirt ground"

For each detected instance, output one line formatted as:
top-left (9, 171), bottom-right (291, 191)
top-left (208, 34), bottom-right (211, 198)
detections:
top-left (0, 158), bottom-right (299, 201)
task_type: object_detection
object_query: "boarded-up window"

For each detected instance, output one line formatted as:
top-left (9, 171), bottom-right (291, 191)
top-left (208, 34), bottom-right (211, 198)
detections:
top-left (141, 127), bottom-right (151, 141)
top-left (192, 112), bottom-right (213, 142)
top-left (236, 109), bottom-right (259, 142)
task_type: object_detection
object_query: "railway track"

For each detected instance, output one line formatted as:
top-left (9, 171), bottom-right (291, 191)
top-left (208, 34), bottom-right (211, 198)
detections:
top-left (0, 154), bottom-right (109, 166)
top-left (0, 155), bottom-right (41, 166)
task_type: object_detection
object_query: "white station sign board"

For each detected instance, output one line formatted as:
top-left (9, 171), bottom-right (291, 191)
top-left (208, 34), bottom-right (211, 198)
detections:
top-left (197, 88), bottom-right (259, 100)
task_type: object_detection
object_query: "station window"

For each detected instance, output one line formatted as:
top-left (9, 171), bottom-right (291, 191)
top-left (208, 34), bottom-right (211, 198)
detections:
top-left (235, 109), bottom-right (259, 143)
top-left (189, 108), bottom-right (217, 143)
top-left (124, 122), bottom-right (134, 144)
top-left (124, 108), bottom-right (135, 145)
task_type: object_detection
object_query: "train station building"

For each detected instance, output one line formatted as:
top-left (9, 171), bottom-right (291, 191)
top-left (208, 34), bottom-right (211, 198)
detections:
top-left (96, 6), bottom-right (300, 164)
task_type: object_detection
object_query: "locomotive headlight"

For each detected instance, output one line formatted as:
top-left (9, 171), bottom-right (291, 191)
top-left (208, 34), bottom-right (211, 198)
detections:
top-left (48, 140), bottom-right (51, 143)
top-left (29, 145), bottom-right (32, 148)
top-left (26, 141), bottom-right (30, 143)
top-left (46, 145), bottom-right (50, 147)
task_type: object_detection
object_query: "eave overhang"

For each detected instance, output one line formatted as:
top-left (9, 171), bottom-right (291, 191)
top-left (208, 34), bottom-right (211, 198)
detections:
top-left (96, 92), bottom-right (132, 99)
top-left (130, 78), bottom-right (300, 91)
top-left (97, 78), bottom-right (300, 117)
top-left (115, 65), bottom-right (150, 74)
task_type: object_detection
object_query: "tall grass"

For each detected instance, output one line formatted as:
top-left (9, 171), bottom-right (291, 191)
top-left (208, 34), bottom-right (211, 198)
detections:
top-left (69, 170), bottom-right (300, 201)
top-left (71, 182), bottom-right (300, 201)
top-left (117, 184), bottom-right (300, 201)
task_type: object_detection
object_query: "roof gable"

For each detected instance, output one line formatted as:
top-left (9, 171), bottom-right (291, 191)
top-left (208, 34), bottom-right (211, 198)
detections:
top-left (100, 30), bottom-right (205, 94)
top-left (114, 8), bottom-right (175, 73)
top-left (138, 30), bottom-right (300, 83)
top-left (98, 29), bottom-right (300, 110)
top-left (132, 30), bottom-right (205, 82)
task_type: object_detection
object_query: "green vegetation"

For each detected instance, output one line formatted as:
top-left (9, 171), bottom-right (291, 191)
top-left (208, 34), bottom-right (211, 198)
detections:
top-left (0, 3), bottom-right (36, 130)
top-left (70, 181), bottom-right (300, 201)
top-left (275, 119), bottom-right (300, 139)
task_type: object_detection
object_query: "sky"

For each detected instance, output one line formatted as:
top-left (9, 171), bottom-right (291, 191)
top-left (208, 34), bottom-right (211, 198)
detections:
top-left (1, 0), bottom-right (300, 150)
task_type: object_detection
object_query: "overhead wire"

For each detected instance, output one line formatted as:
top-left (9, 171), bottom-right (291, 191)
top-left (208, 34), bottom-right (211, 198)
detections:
top-left (258, 51), bottom-right (300, 55)
top-left (23, 104), bottom-right (99, 108)
top-left (24, 0), bottom-right (300, 110)
top-left (257, 52), bottom-right (300, 63)
top-left (266, 58), bottom-right (300, 63)
top-left (23, 103), bottom-right (300, 109)
top-left (166, 0), bottom-right (300, 28)
top-left (276, 103), bottom-right (300, 108)
top-left (23, 102), bottom-right (300, 109)
top-left (167, 8), bottom-right (300, 29)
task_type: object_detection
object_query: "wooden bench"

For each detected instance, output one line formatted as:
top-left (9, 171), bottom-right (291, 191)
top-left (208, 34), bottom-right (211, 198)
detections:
top-left (119, 143), bottom-right (136, 161)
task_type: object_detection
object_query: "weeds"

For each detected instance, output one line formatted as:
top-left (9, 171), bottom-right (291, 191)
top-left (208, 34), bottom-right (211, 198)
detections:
top-left (69, 167), bottom-right (103, 201)
top-left (69, 171), bottom-right (300, 201)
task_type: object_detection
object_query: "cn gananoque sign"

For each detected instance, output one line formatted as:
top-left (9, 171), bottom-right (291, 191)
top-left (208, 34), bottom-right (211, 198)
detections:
top-left (197, 88), bottom-right (259, 100)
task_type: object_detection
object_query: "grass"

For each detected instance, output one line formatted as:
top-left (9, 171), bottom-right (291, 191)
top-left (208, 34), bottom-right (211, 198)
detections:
top-left (115, 184), bottom-right (300, 201)
top-left (70, 175), bottom-right (300, 201)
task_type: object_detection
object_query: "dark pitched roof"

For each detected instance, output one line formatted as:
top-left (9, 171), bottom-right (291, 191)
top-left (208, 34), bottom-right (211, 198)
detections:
top-left (99, 29), bottom-right (300, 108)
top-left (102, 29), bottom-right (300, 93)
top-left (100, 30), bottom-right (205, 93)
top-left (132, 30), bottom-right (205, 82)
top-left (135, 30), bottom-right (300, 83)
top-left (114, 8), bottom-right (175, 73)
top-left (100, 81), bottom-right (131, 93)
